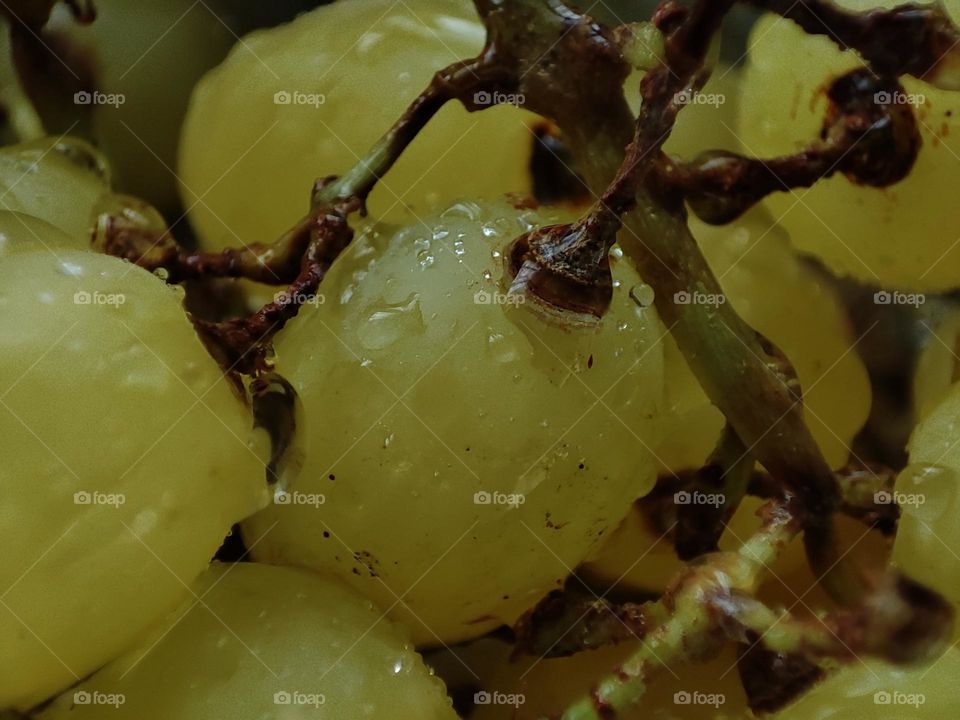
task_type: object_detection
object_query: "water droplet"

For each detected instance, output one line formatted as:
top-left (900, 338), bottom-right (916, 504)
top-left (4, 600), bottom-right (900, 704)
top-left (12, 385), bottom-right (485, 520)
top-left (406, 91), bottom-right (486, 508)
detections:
top-left (629, 283), bottom-right (655, 308)
top-left (357, 293), bottom-right (424, 350)
top-left (486, 332), bottom-right (520, 363)
top-left (441, 201), bottom-right (483, 221)
top-left (58, 261), bottom-right (83, 277)
top-left (383, 433), bottom-right (395, 449)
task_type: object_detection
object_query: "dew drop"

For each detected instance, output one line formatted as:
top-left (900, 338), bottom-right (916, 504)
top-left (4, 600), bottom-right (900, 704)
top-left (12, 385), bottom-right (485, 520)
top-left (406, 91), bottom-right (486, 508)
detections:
top-left (486, 331), bottom-right (520, 364)
top-left (357, 293), bottom-right (424, 350)
top-left (58, 261), bottom-right (83, 277)
top-left (629, 283), bottom-right (655, 308)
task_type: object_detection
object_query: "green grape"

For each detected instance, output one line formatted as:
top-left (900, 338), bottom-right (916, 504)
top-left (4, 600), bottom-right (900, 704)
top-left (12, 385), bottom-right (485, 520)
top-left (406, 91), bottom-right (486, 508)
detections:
top-left (468, 638), bottom-right (748, 720)
top-left (657, 210), bottom-right (871, 473)
top-left (179, 0), bottom-right (539, 251)
top-left (775, 650), bottom-right (960, 718)
top-left (0, 250), bottom-right (268, 709)
top-left (739, 0), bottom-right (960, 291)
top-left (892, 380), bottom-right (960, 611)
top-left (0, 137), bottom-right (110, 245)
top-left (44, 0), bottom-right (237, 212)
top-left (913, 308), bottom-right (960, 420)
top-left (36, 563), bottom-right (456, 720)
top-left (242, 198), bottom-right (667, 645)
top-left (0, 211), bottom-right (73, 257)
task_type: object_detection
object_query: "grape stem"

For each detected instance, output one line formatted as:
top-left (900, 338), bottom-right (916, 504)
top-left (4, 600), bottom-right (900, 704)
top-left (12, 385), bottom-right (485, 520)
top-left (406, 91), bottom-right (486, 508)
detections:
top-left (747, 0), bottom-right (960, 89)
top-left (522, 498), bottom-right (951, 719)
top-left (474, 0), bottom-right (860, 601)
top-left (656, 68), bottom-right (922, 225)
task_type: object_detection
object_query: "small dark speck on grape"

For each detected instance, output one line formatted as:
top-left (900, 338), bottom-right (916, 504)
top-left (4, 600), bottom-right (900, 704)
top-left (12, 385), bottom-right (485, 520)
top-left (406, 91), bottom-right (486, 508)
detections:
top-left (328, 473), bottom-right (336, 481)
top-left (322, 531), bottom-right (330, 538)
top-left (578, 463), bottom-right (585, 470)
top-left (587, 354), bottom-right (594, 369)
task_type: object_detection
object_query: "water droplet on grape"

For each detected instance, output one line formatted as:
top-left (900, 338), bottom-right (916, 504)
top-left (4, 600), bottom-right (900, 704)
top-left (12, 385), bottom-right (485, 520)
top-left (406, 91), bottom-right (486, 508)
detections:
top-left (357, 293), bottom-right (424, 350)
top-left (486, 332), bottom-right (520, 364)
top-left (629, 283), bottom-right (655, 307)
top-left (58, 261), bottom-right (83, 277)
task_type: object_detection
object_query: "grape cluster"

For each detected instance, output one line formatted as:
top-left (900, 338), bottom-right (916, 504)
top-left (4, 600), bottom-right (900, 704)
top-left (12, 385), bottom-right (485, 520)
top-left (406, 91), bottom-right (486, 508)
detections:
top-left (3, 0), bottom-right (960, 718)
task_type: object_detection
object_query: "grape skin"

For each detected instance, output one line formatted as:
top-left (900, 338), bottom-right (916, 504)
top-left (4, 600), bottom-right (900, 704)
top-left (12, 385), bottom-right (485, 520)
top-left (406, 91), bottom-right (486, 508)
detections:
top-left (776, 651), bottom-right (960, 718)
top-left (44, 0), bottom-right (236, 212)
top-left (657, 210), bottom-right (871, 473)
top-left (0, 211), bottom-right (73, 256)
top-left (36, 563), bottom-right (457, 720)
top-left (178, 0), bottom-right (539, 251)
top-left (0, 138), bottom-right (110, 246)
top-left (738, 0), bottom-right (960, 291)
top-left (0, 250), bottom-right (268, 709)
top-left (241, 198), bottom-right (667, 645)
top-left (913, 309), bottom-right (960, 421)
top-left (892, 380), bottom-right (960, 612)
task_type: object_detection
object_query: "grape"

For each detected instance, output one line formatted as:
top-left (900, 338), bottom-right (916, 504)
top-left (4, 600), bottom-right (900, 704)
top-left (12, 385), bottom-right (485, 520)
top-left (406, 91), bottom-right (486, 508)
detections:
top-left (36, 563), bottom-right (456, 720)
top-left (0, 137), bottom-right (110, 245)
top-left (738, 0), bottom-right (960, 291)
top-left (0, 211), bottom-right (72, 257)
top-left (241, 198), bottom-right (666, 645)
top-left (913, 308), bottom-right (960, 420)
top-left (775, 650), bottom-right (960, 718)
top-left (0, 250), bottom-right (268, 709)
top-left (891, 380), bottom-right (960, 611)
top-left (42, 0), bottom-right (236, 212)
top-left (658, 210), bottom-right (871, 473)
top-left (178, 0), bottom-right (538, 251)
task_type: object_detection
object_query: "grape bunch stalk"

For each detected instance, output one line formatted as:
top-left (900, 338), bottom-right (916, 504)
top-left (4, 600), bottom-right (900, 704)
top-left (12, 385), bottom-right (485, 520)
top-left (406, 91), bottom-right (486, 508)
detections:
top-left (5, 0), bottom-right (960, 718)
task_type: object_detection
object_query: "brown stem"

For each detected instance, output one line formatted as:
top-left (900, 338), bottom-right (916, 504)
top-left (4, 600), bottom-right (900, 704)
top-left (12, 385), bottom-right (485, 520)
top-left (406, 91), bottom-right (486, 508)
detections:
top-left (747, 0), bottom-right (960, 87)
top-left (658, 69), bottom-right (921, 225)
